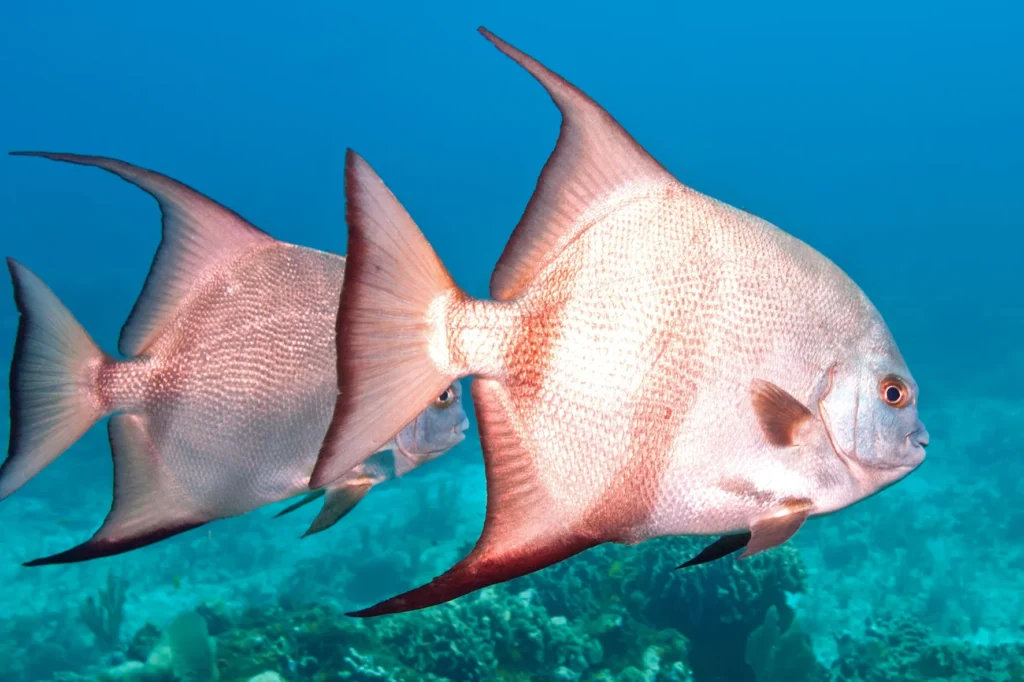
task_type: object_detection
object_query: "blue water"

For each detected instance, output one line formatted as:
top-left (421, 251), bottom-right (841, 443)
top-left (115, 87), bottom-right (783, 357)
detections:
top-left (1, 2), bottom-right (1021, 681)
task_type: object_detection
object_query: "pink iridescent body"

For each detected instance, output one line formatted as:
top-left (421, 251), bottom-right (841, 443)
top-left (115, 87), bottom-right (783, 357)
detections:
top-left (3, 154), bottom-right (468, 564)
top-left (101, 243), bottom-right (345, 515)
top-left (314, 28), bottom-right (928, 616)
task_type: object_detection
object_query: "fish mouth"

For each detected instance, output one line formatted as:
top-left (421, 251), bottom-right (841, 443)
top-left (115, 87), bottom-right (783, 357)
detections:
top-left (878, 428), bottom-right (928, 472)
top-left (446, 416), bottom-right (470, 448)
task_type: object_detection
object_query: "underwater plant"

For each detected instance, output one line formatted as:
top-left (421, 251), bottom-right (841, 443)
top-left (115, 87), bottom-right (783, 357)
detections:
top-left (79, 570), bottom-right (129, 651)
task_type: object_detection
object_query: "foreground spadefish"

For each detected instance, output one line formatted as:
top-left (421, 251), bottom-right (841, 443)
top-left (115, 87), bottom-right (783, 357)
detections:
top-left (316, 27), bottom-right (929, 616)
top-left (2, 153), bottom-right (468, 564)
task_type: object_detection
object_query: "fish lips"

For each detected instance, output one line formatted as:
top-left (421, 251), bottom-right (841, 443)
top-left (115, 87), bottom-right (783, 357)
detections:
top-left (906, 426), bottom-right (929, 465)
top-left (450, 418), bottom-right (470, 448)
top-left (861, 427), bottom-right (928, 492)
top-left (882, 427), bottom-right (929, 473)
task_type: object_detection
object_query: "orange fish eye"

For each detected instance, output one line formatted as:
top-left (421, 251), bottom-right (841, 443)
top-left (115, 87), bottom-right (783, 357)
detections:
top-left (879, 376), bottom-right (910, 408)
top-left (434, 386), bottom-right (456, 408)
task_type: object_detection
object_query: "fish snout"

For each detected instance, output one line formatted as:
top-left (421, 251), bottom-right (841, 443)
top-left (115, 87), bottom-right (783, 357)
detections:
top-left (902, 424), bottom-right (929, 469)
top-left (451, 415), bottom-right (470, 445)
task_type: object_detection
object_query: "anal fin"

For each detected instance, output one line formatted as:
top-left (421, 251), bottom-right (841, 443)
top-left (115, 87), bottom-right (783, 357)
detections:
top-left (24, 414), bottom-right (203, 566)
top-left (738, 499), bottom-right (812, 559)
top-left (750, 379), bottom-right (815, 447)
top-left (348, 379), bottom-right (598, 617)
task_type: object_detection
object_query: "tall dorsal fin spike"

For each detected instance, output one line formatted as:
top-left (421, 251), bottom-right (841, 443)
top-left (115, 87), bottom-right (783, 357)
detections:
top-left (477, 28), bottom-right (675, 301)
top-left (9, 152), bottom-right (275, 357)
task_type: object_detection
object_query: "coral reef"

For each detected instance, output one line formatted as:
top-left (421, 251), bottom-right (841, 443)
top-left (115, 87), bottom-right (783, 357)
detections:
top-left (744, 606), bottom-right (823, 682)
top-left (44, 533), bottom-right (809, 681)
top-left (80, 570), bottom-right (130, 650)
top-left (70, 591), bottom-right (1024, 682)
top-left (510, 536), bottom-right (805, 682)
top-left (831, 610), bottom-right (1024, 681)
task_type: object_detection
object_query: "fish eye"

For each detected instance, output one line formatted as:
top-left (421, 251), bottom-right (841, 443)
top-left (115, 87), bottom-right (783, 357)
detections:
top-left (434, 386), bottom-right (456, 408)
top-left (879, 376), bottom-right (910, 408)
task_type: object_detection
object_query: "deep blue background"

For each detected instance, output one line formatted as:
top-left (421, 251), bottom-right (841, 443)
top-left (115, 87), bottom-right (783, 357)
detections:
top-left (1, 1), bottom-right (1021, 485)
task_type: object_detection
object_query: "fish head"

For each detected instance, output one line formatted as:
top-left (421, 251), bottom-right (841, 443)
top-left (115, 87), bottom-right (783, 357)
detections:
top-left (819, 321), bottom-right (929, 495)
top-left (392, 380), bottom-right (470, 466)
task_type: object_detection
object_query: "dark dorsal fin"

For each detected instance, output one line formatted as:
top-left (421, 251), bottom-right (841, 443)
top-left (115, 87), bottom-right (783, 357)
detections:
top-left (478, 28), bottom-right (674, 301)
top-left (10, 152), bottom-right (274, 356)
top-left (750, 379), bottom-right (815, 447)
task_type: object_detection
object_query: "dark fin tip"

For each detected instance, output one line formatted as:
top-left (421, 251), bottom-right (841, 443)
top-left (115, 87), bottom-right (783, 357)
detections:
top-left (345, 533), bottom-right (597, 618)
top-left (750, 379), bottom-right (814, 447)
top-left (272, 490), bottom-right (324, 519)
top-left (23, 520), bottom-right (203, 567)
top-left (676, 532), bottom-right (752, 569)
top-left (5, 259), bottom-right (30, 478)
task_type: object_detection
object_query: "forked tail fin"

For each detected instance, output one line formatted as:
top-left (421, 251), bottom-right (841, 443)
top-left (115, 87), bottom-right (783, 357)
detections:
top-left (311, 151), bottom-right (463, 488)
top-left (2, 259), bottom-right (110, 500)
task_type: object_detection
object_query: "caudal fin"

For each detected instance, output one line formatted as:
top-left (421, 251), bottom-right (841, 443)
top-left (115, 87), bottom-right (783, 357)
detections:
top-left (1, 259), bottom-right (109, 500)
top-left (310, 151), bottom-right (461, 488)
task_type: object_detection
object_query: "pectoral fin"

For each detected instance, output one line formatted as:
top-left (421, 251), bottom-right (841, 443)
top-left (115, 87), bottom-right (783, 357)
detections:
top-left (739, 499), bottom-right (812, 558)
top-left (393, 451), bottom-right (417, 478)
top-left (750, 379), bottom-right (815, 447)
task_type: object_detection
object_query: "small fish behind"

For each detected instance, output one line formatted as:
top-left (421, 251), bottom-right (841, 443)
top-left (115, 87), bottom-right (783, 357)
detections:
top-left (313, 27), bottom-right (928, 617)
top-left (2, 152), bottom-right (469, 565)
top-left (274, 382), bottom-right (467, 537)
